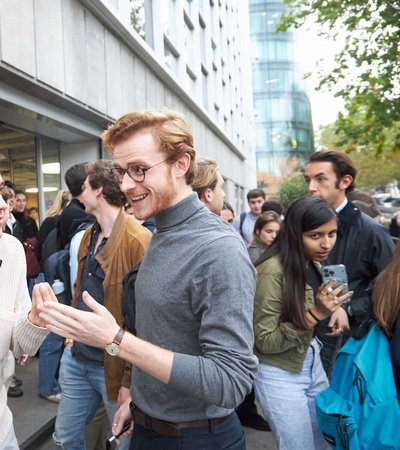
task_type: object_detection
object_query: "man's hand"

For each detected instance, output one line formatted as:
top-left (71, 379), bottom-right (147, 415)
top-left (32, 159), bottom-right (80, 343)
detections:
top-left (37, 285), bottom-right (120, 349)
top-left (112, 396), bottom-right (133, 446)
top-left (29, 283), bottom-right (58, 328)
top-left (117, 386), bottom-right (131, 408)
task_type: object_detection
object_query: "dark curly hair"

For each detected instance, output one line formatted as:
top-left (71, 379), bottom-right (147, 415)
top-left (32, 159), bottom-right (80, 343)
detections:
top-left (85, 159), bottom-right (126, 207)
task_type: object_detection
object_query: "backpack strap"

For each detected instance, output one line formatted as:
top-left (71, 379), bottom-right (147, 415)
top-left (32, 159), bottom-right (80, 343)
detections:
top-left (239, 212), bottom-right (246, 237)
top-left (122, 262), bottom-right (141, 334)
top-left (352, 317), bottom-right (377, 340)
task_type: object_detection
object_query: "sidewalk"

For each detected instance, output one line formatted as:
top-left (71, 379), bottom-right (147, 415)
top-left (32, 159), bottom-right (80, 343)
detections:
top-left (9, 357), bottom-right (277, 449)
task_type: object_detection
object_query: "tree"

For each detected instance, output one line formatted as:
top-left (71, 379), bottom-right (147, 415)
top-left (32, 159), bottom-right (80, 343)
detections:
top-left (130, 0), bottom-right (145, 39)
top-left (279, 1), bottom-right (400, 153)
top-left (278, 176), bottom-right (308, 213)
top-left (319, 123), bottom-right (400, 191)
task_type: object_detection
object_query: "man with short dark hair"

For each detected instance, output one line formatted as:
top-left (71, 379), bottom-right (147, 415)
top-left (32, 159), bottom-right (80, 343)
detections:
top-left (53, 159), bottom-right (151, 450)
top-left (261, 198), bottom-right (283, 217)
top-left (59, 163), bottom-right (92, 247)
top-left (38, 109), bottom-right (258, 450)
top-left (305, 149), bottom-right (394, 376)
top-left (233, 188), bottom-right (265, 244)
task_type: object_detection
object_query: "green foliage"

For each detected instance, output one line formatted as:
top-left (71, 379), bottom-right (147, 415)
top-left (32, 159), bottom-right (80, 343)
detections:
top-left (318, 123), bottom-right (400, 191)
top-left (280, 0), bottom-right (400, 152)
top-left (278, 176), bottom-right (308, 213)
top-left (130, 0), bottom-right (145, 39)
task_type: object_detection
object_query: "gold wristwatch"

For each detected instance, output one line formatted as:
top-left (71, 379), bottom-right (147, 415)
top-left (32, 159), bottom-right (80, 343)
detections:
top-left (105, 328), bottom-right (125, 356)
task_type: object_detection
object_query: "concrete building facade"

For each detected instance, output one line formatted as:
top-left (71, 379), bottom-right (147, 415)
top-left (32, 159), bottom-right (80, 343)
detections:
top-left (0, 0), bottom-right (256, 218)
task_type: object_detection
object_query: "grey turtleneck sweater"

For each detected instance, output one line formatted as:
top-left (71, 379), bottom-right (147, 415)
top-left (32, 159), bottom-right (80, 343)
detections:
top-left (131, 193), bottom-right (258, 421)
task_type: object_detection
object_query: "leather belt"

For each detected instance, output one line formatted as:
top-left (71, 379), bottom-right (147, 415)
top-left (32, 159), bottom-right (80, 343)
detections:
top-left (129, 402), bottom-right (229, 437)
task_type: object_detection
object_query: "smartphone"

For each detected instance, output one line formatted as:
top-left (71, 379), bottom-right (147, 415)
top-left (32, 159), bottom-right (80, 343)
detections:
top-left (322, 264), bottom-right (351, 303)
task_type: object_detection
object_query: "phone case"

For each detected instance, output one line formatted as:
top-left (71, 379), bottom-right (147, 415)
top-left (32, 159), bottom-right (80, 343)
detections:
top-left (322, 264), bottom-right (350, 302)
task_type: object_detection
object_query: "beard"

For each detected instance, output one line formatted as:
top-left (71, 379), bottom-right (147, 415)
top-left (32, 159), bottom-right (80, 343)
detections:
top-left (130, 168), bottom-right (179, 220)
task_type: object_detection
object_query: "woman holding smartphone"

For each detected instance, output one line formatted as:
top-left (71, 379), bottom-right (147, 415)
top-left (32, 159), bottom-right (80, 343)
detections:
top-left (253, 197), bottom-right (352, 450)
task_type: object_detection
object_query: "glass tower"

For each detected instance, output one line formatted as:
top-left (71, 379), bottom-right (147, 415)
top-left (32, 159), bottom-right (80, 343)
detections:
top-left (249, 0), bottom-right (314, 191)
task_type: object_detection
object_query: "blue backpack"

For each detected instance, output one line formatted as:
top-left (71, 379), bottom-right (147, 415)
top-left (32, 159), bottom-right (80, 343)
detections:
top-left (316, 320), bottom-right (400, 449)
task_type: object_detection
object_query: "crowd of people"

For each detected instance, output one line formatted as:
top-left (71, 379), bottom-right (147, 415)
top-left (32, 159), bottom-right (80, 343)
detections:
top-left (0, 108), bottom-right (399, 450)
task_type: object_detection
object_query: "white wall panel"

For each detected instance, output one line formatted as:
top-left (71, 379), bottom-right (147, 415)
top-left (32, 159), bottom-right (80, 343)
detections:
top-left (86, 11), bottom-right (107, 111)
top-left (105, 30), bottom-right (122, 117)
top-left (34, 0), bottom-right (64, 91)
top-left (120, 46), bottom-right (136, 112)
top-left (0, 0), bottom-right (36, 76)
top-left (62, 0), bottom-right (88, 102)
top-left (146, 71), bottom-right (158, 109)
top-left (133, 60), bottom-right (146, 109)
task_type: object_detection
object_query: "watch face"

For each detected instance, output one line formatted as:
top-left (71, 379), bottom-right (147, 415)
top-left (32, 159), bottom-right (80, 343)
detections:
top-left (106, 343), bottom-right (120, 356)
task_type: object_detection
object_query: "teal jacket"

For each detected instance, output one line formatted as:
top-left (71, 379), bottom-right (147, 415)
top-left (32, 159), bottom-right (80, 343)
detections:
top-left (254, 255), bottom-right (320, 374)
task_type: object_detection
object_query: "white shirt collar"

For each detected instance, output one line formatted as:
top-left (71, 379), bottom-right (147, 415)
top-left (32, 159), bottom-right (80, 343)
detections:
top-left (335, 197), bottom-right (348, 213)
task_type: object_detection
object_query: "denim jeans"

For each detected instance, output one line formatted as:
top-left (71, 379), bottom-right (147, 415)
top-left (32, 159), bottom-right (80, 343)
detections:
top-left (54, 348), bottom-right (129, 450)
top-left (254, 338), bottom-right (330, 450)
top-left (37, 332), bottom-right (64, 396)
top-left (129, 412), bottom-right (245, 450)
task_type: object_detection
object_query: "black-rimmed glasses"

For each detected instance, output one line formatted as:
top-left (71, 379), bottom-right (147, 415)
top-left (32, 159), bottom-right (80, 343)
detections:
top-left (111, 159), bottom-right (169, 183)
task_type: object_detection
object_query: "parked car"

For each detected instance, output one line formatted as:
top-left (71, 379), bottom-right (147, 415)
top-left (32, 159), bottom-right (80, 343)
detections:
top-left (373, 195), bottom-right (400, 221)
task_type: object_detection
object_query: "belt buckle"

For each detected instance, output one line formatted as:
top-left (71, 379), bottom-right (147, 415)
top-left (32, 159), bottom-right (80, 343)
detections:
top-left (167, 423), bottom-right (181, 437)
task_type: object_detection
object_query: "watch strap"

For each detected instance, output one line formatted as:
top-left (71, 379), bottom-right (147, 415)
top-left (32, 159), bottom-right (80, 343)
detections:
top-left (113, 328), bottom-right (125, 346)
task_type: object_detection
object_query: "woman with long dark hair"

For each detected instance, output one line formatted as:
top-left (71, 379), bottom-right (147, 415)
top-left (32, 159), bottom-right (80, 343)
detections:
top-left (253, 197), bottom-right (352, 449)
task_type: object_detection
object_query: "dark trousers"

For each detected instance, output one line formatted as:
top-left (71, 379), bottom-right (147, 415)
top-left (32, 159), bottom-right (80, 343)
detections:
top-left (236, 387), bottom-right (259, 420)
top-left (129, 412), bottom-right (245, 450)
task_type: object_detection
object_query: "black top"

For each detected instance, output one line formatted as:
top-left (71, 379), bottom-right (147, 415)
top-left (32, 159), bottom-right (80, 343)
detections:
top-left (59, 199), bottom-right (92, 247)
top-left (4, 217), bottom-right (24, 243)
top-left (37, 216), bottom-right (60, 262)
top-left (13, 210), bottom-right (38, 240)
top-left (324, 200), bottom-right (394, 325)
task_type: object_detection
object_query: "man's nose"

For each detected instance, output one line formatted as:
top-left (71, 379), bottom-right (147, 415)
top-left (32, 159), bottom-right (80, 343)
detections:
top-left (307, 180), bottom-right (317, 194)
top-left (120, 172), bottom-right (138, 193)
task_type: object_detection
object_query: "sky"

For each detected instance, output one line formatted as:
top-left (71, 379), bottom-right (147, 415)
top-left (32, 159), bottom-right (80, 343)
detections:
top-left (296, 28), bottom-right (345, 130)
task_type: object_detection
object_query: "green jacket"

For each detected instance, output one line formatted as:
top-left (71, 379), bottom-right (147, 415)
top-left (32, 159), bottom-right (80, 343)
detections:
top-left (254, 255), bottom-right (320, 374)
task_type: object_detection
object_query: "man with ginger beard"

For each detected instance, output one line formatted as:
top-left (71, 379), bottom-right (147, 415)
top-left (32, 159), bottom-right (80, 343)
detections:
top-left (37, 109), bottom-right (258, 450)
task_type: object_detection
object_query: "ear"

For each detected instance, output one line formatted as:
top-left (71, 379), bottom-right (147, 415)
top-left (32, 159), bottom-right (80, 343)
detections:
top-left (202, 188), bottom-right (213, 205)
top-left (173, 153), bottom-right (191, 180)
top-left (96, 186), bottom-right (104, 198)
top-left (339, 174), bottom-right (353, 191)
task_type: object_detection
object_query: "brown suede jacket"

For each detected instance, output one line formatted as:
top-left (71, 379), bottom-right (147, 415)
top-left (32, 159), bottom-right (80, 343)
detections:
top-left (71, 209), bottom-right (152, 400)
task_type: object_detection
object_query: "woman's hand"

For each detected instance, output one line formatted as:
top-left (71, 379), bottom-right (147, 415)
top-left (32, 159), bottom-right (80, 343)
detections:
top-left (29, 282), bottom-right (58, 328)
top-left (325, 307), bottom-right (350, 337)
top-left (314, 279), bottom-right (353, 319)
